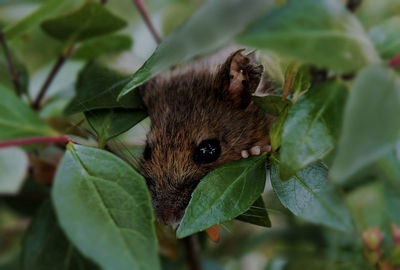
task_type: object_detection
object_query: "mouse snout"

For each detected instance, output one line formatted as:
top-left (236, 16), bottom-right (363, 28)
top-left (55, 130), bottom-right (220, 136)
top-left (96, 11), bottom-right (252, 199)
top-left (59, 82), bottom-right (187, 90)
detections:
top-left (152, 195), bottom-right (189, 226)
top-left (150, 180), bottom-right (199, 226)
top-left (156, 207), bottom-right (183, 227)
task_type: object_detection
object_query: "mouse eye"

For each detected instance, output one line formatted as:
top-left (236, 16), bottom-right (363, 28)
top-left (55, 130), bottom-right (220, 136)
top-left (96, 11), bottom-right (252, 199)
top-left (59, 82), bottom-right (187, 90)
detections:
top-left (193, 139), bottom-right (221, 164)
top-left (143, 144), bottom-right (151, 161)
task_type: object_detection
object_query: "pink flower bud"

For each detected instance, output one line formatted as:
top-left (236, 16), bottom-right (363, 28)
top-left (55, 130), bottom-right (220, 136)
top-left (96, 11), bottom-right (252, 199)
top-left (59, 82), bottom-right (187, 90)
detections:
top-left (362, 227), bottom-right (384, 251)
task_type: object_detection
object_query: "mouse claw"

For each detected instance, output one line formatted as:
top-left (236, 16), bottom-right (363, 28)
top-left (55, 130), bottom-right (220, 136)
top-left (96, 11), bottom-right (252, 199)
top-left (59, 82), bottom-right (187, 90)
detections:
top-left (250, 146), bottom-right (261, 155)
top-left (241, 145), bottom-right (271, 159)
top-left (261, 145), bottom-right (272, 153)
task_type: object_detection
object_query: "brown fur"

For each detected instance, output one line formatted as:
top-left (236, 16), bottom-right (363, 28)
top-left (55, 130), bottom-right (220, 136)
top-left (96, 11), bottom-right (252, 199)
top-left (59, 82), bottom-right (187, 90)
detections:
top-left (139, 51), bottom-right (275, 225)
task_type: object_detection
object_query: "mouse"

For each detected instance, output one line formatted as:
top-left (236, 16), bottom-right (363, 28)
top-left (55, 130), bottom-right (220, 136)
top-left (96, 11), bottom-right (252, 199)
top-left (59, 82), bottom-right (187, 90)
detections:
top-left (139, 50), bottom-right (276, 226)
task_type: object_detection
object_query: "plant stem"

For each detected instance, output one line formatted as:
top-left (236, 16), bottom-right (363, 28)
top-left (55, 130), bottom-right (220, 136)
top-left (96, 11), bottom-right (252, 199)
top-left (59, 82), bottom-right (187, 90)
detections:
top-left (0, 135), bottom-right (71, 149)
top-left (32, 45), bottom-right (75, 110)
top-left (0, 29), bottom-right (22, 96)
top-left (133, 0), bottom-right (162, 44)
top-left (183, 235), bottom-right (203, 270)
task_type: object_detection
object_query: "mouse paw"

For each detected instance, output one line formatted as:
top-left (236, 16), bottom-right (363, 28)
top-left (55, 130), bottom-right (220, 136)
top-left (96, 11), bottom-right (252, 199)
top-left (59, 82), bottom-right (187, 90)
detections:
top-left (241, 145), bottom-right (271, 159)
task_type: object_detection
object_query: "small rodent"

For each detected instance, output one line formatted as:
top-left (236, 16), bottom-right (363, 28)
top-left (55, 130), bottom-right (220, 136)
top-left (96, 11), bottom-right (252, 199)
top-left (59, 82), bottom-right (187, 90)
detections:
top-left (140, 50), bottom-right (275, 226)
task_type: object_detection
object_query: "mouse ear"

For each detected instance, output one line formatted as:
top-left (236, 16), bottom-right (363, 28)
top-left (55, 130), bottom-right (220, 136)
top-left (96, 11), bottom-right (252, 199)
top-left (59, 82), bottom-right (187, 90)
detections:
top-left (218, 49), bottom-right (263, 109)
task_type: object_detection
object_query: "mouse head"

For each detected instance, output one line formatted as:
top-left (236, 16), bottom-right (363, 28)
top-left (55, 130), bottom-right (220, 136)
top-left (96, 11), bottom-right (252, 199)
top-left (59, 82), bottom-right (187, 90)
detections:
top-left (139, 50), bottom-right (273, 226)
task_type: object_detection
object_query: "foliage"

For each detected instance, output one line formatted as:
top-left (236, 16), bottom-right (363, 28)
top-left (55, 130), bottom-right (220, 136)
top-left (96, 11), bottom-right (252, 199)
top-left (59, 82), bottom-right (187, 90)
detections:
top-left (0, 0), bottom-right (399, 269)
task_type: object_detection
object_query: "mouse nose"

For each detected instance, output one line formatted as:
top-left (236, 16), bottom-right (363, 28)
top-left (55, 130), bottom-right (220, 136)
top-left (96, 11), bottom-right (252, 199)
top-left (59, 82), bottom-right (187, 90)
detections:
top-left (150, 179), bottom-right (200, 226)
top-left (156, 209), bottom-right (183, 226)
top-left (152, 193), bottom-right (190, 226)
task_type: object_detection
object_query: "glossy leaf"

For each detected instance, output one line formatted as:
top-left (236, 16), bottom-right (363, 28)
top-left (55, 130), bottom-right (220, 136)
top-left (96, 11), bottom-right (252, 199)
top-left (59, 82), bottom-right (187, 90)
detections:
top-left (0, 85), bottom-right (56, 140)
top-left (86, 109), bottom-right (147, 148)
top-left (280, 81), bottom-right (348, 180)
top-left (269, 104), bottom-right (290, 152)
top-left (258, 50), bottom-right (289, 85)
top-left (237, 0), bottom-right (380, 73)
top-left (52, 143), bottom-right (160, 270)
top-left (21, 201), bottom-right (99, 270)
top-left (65, 63), bottom-right (145, 115)
top-left (236, 196), bottom-right (271, 227)
top-left (3, 0), bottom-right (70, 40)
top-left (292, 65), bottom-right (311, 101)
top-left (369, 16), bottom-right (400, 59)
top-left (118, 0), bottom-right (274, 98)
top-left (252, 95), bottom-right (291, 116)
top-left (270, 156), bottom-right (352, 231)
top-left (330, 66), bottom-right (400, 182)
top-left (346, 181), bottom-right (388, 229)
top-left (41, 2), bottom-right (127, 43)
top-left (72, 34), bottom-right (133, 60)
top-left (385, 182), bottom-right (400, 225)
top-left (0, 147), bottom-right (28, 194)
top-left (377, 149), bottom-right (400, 192)
top-left (177, 154), bottom-right (267, 238)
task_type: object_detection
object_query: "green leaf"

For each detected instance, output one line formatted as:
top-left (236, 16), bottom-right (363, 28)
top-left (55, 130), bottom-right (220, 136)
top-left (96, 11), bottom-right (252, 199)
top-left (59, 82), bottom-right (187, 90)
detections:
top-left (330, 65), bottom-right (400, 182)
top-left (356, 0), bottom-right (400, 29)
top-left (41, 2), bottom-right (127, 43)
top-left (237, 0), bottom-right (380, 73)
top-left (118, 0), bottom-right (274, 98)
top-left (258, 50), bottom-right (289, 85)
top-left (252, 95), bottom-right (291, 116)
top-left (376, 149), bottom-right (400, 192)
top-left (269, 104), bottom-right (290, 152)
top-left (346, 181), bottom-right (388, 229)
top-left (52, 143), bottom-right (160, 270)
top-left (3, 0), bottom-right (70, 40)
top-left (85, 109), bottom-right (147, 148)
top-left (292, 65), bottom-right (311, 101)
top-left (270, 156), bottom-right (352, 231)
top-left (279, 81), bottom-right (348, 180)
top-left (253, 95), bottom-right (293, 153)
top-left (177, 154), bottom-right (267, 238)
top-left (384, 181), bottom-right (400, 225)
top-left (21, 201), bottom-right (99, 270)
top-left (369, 16), bottom-right (400, 59)
top-left (65, 63), bottom-right (145, 115)
top-left (0, 85), bottom-right (56, 140)
top-left (0, 147), bottom-right (28, 194)
top-left (236, 196), bottom-right (271, 227)
top-left (72, 34), bottom-right (133, 60)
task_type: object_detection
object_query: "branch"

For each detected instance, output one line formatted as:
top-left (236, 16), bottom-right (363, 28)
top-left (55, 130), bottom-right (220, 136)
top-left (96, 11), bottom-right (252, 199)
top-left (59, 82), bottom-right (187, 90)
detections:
top-left (0, 135), bottom-right (71, 149)
top-left (32, 45), bottom-right (75, 110)
top-left (0, 29), bottom-right (22, 96)
top-left (182, 235), bottom-right (203, 270)
top-left (133, 0), bottom-right (162, 44)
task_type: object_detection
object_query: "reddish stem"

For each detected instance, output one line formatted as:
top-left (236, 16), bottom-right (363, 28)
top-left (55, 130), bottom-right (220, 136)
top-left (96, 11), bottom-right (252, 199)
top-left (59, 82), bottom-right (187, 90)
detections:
top-left (0, 135), bottom-right (71, 149)
top-left (133, 0), bottom-right (162, 44)
top-left (389, 54), bottom-right (400, 68)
